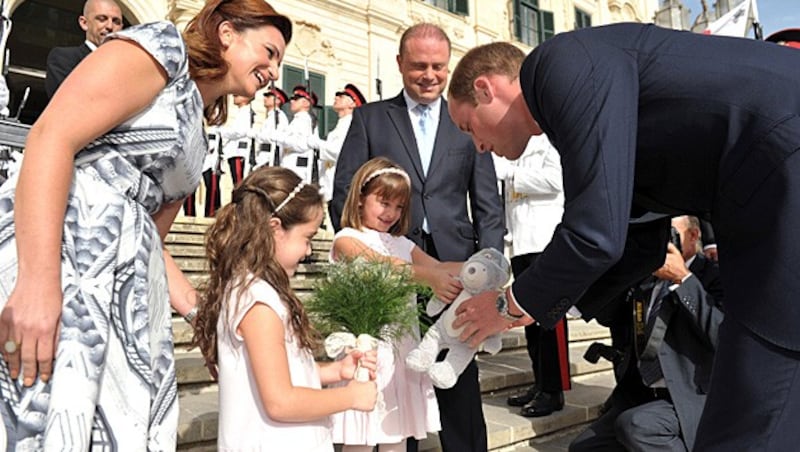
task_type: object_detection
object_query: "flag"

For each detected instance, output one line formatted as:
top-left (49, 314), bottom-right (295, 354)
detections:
top-left (703, 0), bottom-right (760, 38)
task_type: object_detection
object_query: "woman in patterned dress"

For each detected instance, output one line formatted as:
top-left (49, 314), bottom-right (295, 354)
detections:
top-left (0, 0), bottom-right (291, 450)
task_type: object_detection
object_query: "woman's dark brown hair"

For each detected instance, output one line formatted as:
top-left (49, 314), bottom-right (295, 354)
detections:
top-left (192, 167), bottom-right (323, 369)
top-left (183, 0), bottom-right (292, 125)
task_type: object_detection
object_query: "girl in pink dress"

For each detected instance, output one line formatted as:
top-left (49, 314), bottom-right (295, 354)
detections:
top-left (332, 157), bottom-right (464, 451)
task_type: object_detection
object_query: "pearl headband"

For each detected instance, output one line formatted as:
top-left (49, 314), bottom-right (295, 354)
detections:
top-left (274, 180), bottom-right (307, 214)
top-left (361, 168), bottom-right (411, 189)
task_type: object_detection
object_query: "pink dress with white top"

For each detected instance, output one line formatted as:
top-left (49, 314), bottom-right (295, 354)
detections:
top-left (329, 227), bottom-right (441, 445)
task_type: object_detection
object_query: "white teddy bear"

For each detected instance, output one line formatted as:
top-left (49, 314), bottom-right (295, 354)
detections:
top-left (406, 248), bottom-right (511, 389)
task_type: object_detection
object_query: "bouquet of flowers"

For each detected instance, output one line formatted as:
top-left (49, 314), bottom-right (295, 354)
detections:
top-left (307, 256), bottom-right (422, 381)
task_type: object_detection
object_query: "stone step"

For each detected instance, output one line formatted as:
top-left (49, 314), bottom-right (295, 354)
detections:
top-left (566, 318), bottom-right (610, 343)
top-left (419, 371), bottom-right (614, 452)
top-left (176, 369), bottom-right (614, 450)
top-left (475, 340), bottom-right (612, 395)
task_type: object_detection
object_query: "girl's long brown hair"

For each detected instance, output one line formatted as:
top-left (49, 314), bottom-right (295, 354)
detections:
top-left (192, 167), bottom-right (323, 369)
top-left (183, 0), bottom-right (292, 125)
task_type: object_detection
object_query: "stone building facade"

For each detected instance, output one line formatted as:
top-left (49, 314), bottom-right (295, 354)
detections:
top-left (1, 0), bottom-right (656, 209)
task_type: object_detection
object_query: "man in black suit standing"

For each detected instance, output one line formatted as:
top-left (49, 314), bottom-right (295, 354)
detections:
top-left (331, 23), bottom-right (504, 452)
top-left (446, 26), bottom-right (800, 450)
top-left (45, 0), bottom-right (122, 98)
top-left (570, 215), bottom-right (724, 452)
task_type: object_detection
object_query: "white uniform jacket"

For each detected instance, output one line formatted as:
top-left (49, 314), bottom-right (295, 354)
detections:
top-left (275, 110), bottom-right (317, 183)
top-left (495, 134), bottom-right (565, 258)
top-left (316, 114), bottom-right (352, 201)
top-left (220, 104), bottom-right (254, 161)
top-left (254, 108), bottom-right (289, 168)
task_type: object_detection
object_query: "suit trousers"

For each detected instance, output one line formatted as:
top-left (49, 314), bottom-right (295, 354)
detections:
top-left (511, 253), bottom-right (571, 393)
top-left (616, 399), bottom-right (685, 452)
top-left (694, 317), bottom-right (800, 451)
top-left (228, 157), bottom-right (245, 189)
top-left (407, 232), bottom-right (488, 452)
top-left (182, 191), bottom-right (196, 217)
top-left (202, 169), bottom-right (221, 218)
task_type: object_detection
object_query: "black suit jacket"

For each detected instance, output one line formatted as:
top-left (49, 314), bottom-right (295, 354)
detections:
top-left (331, 93), bottom-right (504, 261)
top-left (514, 23), bottom-right (800, 350)
top-left (45, 43), bottom-right (92, 98)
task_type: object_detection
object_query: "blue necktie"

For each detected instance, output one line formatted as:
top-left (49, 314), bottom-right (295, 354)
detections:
top-left (415, 104), bottom-right (435, 233)
top-left (416, 104), bottom-right (434, 175)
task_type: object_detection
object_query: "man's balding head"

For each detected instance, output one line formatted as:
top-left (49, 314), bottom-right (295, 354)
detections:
top-left (80, 0), bottom-right (123, 46)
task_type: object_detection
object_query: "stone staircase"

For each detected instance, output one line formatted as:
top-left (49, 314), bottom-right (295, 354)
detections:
top-left (167, 217), bottom-right (615, 451)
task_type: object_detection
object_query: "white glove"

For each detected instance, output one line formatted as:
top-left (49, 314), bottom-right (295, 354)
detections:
top-left (306, 134), bottom-right (322, 150)
top-left (271, 130), bottom-right (287, 147)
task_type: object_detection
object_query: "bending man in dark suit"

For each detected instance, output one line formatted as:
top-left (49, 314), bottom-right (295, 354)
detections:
top-left (570, 215), bottom-right (724, 451)
top-left (331, 23), bottom-right (504, 452)
top-left (446, 25), bottom-right (800, 450)
top-left (45, 0), bottom-right (122, 98)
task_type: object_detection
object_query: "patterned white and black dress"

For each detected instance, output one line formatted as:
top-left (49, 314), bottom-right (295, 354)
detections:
top-left (0, 22), bottom-right (206, 451)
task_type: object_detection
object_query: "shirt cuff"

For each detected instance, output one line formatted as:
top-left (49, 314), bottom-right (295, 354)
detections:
top-left (507, 286), bottom-right (533, 320)
top-left (668, 272), bottom-right (694, 291)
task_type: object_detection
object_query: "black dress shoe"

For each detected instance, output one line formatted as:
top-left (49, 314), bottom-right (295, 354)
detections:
top-left (520, 390), bottom-right (565, 417)
top-left (507, 385), bottom-right (538, 407)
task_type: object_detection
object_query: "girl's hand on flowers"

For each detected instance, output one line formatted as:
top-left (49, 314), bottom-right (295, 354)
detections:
top-left (340, 349), bottom-right (377, 381)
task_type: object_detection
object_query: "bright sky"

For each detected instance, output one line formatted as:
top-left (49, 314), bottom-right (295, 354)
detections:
top-left (683, 0), bottom-right (799, 37)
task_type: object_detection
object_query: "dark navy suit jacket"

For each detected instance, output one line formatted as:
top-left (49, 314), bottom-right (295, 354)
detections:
top-left (513, 23), bottom-right (800, 350)
top-left (45, 43), bottom-right (92, 98)
top-left (331, 92), bottom-right (504, 261)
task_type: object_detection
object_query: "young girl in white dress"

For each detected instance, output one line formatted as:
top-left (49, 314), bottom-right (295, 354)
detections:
top-left (192, 167), bottom-right (378, 452)
top-left (332, 157), bottom-right (464, 451)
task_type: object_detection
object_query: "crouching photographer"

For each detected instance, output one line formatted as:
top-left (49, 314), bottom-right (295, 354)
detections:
top-left (570, 216), bottom-right (724, 452)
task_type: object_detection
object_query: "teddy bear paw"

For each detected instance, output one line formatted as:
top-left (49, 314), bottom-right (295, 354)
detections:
top-left (429, 363), bottom-right (458, 389)
top-left (406, 349), bottom-right (435, 372)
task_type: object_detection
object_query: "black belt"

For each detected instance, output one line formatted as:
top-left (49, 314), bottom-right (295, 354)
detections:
top-left (649, 387), bottom-right (671, 401)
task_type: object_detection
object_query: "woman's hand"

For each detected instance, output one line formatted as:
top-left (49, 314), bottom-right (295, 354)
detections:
top-left (0, 277), bottom-right (62, 386)
top-left (339, 348), bottom-right (377, 381)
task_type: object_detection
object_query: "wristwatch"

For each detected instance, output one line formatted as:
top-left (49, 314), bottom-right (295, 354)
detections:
top-left (496, 291), bottom-right (524, 322)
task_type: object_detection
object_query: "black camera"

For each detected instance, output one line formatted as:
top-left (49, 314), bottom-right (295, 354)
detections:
top-left (669, 226), bottom-right (682, 254)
